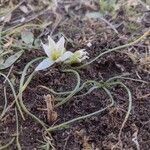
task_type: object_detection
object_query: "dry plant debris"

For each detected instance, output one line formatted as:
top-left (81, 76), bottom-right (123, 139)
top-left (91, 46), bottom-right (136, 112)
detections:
top-left (44, 94), bottom-right (58, 123)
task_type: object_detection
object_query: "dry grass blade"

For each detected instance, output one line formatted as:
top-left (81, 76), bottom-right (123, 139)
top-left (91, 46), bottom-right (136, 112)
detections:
top-left (138, 93), bottom-right (150, 99)
top-left (44, 94), bottom-right (58, 123)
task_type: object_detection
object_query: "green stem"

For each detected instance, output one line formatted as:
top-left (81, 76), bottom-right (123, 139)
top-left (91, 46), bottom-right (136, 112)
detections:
top-left (106, 75), bottom-right (148, 84)
top-left (15, 108), bottom-right (21, 150)
top-left (0, 87), bottom-right (7, 119)
top-left (0, 72), bottom-right (25, 120)
top-left (77, 30), bottom-right (150, 68)
top-left (47, 87), bottom-right (114, 131)
top-left (55, 69), bottom-right (81, 107)
top-left (18, 57), bottom-right (49, 130)
top-left (109, 81), bottom-right (132, 142)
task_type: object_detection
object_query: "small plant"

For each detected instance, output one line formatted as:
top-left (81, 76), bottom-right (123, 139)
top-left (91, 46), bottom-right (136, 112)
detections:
top-left (35, 36), bottom-right (89, 71)
top-left (99, 0), bottom-right (117, 15)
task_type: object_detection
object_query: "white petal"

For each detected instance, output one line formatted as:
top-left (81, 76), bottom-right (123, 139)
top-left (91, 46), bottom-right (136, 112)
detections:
top-left (35, 58), bottom-right (54, 71)
top-left (78, 49), bottom-right (87, 54)
top-left (81, 55), bottom-right (89, 61)
top-left (41, 42), bottom-right (51, 57)
top-left (56, 36), bottom-right (65, 53)
top-left (56, 51), bottom-right (73, 62)
top-left (48, 36), bottom-right (56, 50)
top-left (76, 49), bottom-right (89, 58)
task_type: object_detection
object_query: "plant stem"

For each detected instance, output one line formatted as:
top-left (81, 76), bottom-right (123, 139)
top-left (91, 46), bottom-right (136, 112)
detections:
top-left (77, 29), bottom-right (150, 68)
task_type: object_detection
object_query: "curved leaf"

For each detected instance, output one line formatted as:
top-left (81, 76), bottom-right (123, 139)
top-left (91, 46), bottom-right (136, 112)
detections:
top-left (0, 51), bottom-right (23, 70)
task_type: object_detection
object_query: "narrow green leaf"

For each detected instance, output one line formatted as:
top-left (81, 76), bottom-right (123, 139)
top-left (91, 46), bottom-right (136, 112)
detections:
top-left (0, 51), bottom-right (23, 70)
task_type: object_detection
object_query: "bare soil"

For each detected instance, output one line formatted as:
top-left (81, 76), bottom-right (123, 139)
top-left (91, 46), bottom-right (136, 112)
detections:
top-left (0, 1), bottom-right (150, 150)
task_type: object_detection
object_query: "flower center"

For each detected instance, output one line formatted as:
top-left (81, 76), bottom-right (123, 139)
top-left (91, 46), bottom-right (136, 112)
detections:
top-left (51, 50), bottom-right (61, 61)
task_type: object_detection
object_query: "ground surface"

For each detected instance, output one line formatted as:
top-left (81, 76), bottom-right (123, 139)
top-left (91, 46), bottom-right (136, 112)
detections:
top-left (0, 0), bottom-right (150, 150)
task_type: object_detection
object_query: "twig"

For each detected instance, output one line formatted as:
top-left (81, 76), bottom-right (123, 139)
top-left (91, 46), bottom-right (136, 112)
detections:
top-left (44, 94), bottom-right (57, 123)
top-left (138, 93), bottom-right (150, 99)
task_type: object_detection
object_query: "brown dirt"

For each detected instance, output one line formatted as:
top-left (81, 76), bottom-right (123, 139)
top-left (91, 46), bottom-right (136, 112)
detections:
top-left (0, 1), bottom-right (150, 150)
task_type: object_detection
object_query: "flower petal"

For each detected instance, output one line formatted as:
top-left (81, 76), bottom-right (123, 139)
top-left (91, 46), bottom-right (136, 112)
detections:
top-left (56, 51), bottom-right (73, 62)
top-left (80, 55), bottom-right (89, 61)
top-left (35, 58), bottom-right (54, 71)
top-left (41, 42), bottom-right (51, 57)
top-left (48, 36), bottom-right (56, 50)
top-left (76, 49), bottom-right (88, 56)
top-left (56, 36), bottom-right (65, 53)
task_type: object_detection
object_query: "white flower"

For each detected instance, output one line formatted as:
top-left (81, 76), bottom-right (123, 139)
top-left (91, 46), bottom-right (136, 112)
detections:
top-left (65, 49), bottom-right (89, 64)
top-left (35, 36), bottom-right (73, 71)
